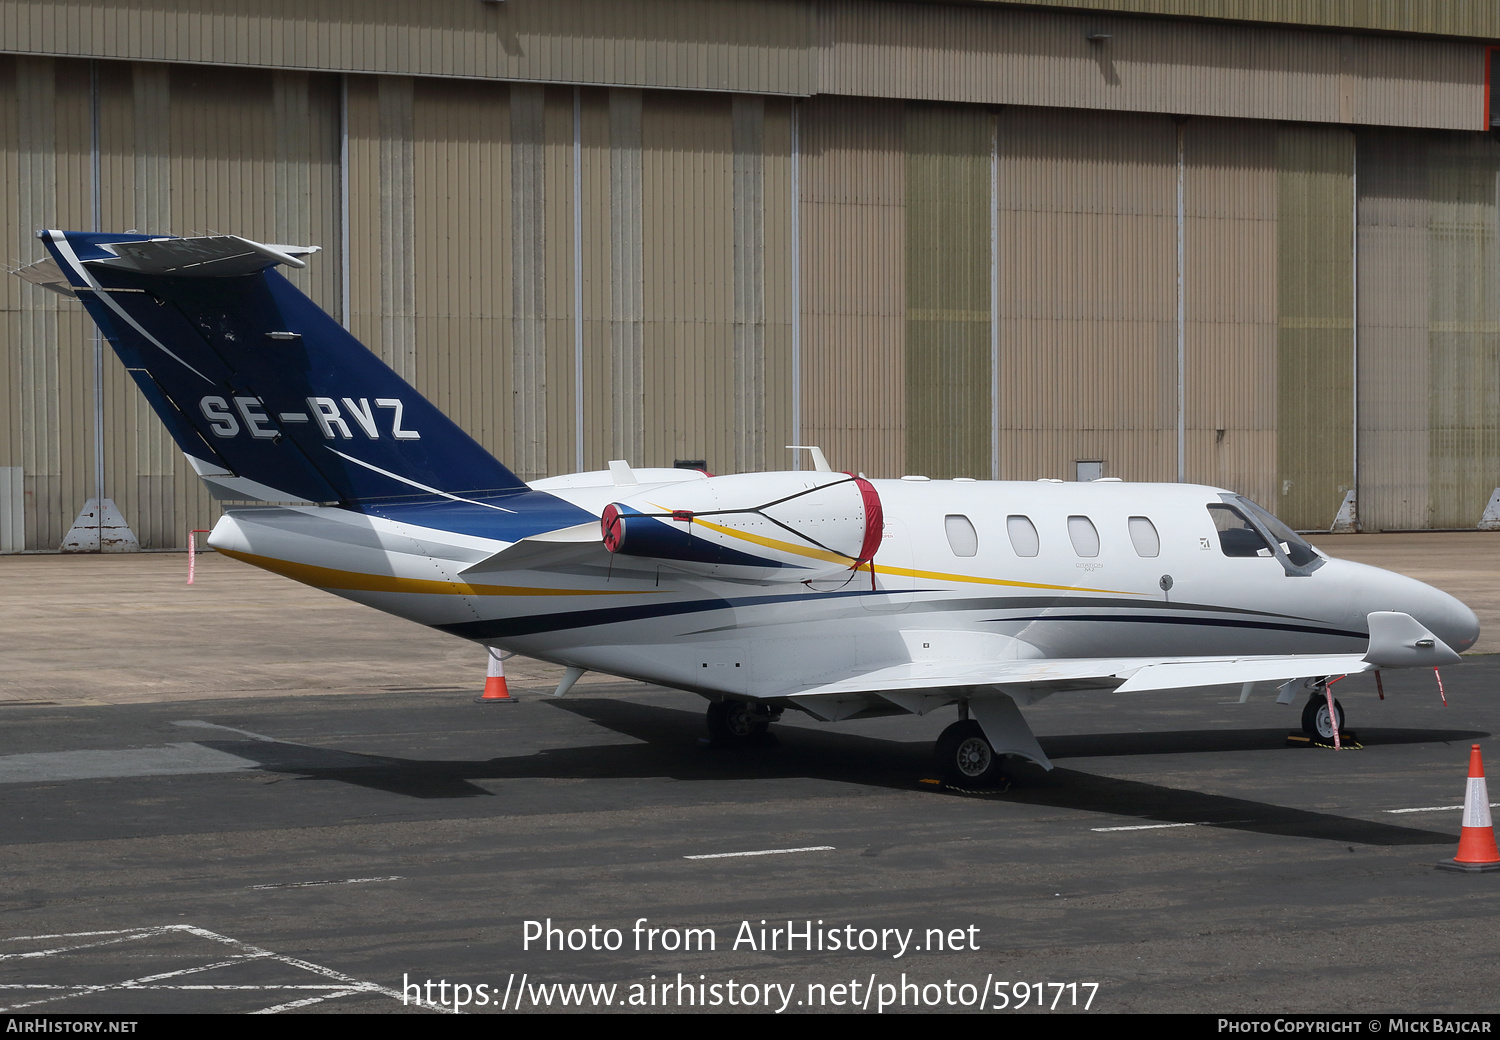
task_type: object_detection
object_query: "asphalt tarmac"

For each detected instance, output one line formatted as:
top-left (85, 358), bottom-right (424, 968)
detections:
top-left (2, 542), bottom-right (1499, 1015)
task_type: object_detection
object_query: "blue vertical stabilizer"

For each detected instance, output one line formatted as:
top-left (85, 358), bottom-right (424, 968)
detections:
top-left (37, 230), bottom-right (590, 538)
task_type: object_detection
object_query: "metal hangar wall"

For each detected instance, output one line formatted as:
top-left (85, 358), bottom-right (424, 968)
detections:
top-left (2, 0), bottom-right (1498, 549)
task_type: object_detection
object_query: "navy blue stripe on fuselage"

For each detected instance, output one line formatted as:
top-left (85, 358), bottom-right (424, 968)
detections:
top-left (436, 588), bottom-right (875, 640)
top-left (365, 491), bottom-right (594, 542)
top-left (992, 613), bottom-right (1366, 641)
top-left (435, 585), bottom-right (1359, 643)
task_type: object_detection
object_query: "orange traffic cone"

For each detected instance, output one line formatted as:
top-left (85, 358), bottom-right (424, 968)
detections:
top-left (1437, 744), bottom-right (1500, 872)
top-left (475, 648), bottom-right (516, 704)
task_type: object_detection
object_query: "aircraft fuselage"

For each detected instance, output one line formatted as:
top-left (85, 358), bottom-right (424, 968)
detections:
top-left (208, 473), bottom-right (1479, 705)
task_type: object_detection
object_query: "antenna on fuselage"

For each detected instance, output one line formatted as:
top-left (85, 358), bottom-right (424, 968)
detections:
top-left (786, 445), bottom-right (832, 472)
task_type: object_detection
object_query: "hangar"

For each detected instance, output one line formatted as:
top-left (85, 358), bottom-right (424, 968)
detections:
top-left (1, 0), bottom-right (1497, 550)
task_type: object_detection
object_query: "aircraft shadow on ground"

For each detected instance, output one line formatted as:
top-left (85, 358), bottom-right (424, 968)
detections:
top-left (1041, 726), bottom-right (1490, 759)
top-left (189, 697), bottom-right (1463, 847)
top-left (1005, 767), bottom-right (1452, 846)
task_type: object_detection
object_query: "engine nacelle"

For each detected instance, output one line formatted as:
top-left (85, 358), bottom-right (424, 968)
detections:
top-left (600, 471), bottom-right (883, 583)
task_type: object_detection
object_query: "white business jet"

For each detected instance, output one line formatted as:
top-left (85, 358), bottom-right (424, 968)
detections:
top-left (20, 231), bottom-right (1480, 786)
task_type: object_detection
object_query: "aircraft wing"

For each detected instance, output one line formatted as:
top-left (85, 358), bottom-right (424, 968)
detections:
top-left (789, 611), bottom-right (1459, 700)
top-left (783, 651), bottom-right (1379, 774)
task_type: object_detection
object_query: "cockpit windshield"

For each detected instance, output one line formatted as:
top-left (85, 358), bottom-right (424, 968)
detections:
top-left (1230, 496), bottom-right (1321, 567)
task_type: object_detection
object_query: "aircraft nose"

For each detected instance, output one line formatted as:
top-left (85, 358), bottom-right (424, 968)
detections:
top-left (1367, 564), bottom-right (1478, 653)
top-left (1437, 592), bottom-right (1481, 653)
top-left (1322, 559), bottom-right (1479, 654)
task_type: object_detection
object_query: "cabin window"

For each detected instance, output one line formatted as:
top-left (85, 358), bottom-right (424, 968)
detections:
top-left (1207, 504), bottom-right (1273, 558)
top-left (1067, 515), bottom-right (1100, 557)
top-left (1006, 515), bottom-right (1039, 557)
top-left (944, 514), bottom-right (978, 557)
top-left (1128, 516), bottom-right (1160, 558)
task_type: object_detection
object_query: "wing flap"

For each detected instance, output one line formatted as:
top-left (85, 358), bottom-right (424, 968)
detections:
top-left (1111, 655), bottom-right (1370, 693)
top-left (790, 657), bottom-right (1149, 697)
top-left (791, 653), bottom-right (1377, 699)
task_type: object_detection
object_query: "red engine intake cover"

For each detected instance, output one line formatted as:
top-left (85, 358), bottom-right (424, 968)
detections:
top-left (850, 474), bottom-right (884, 566)
top-left (601, 503), bottom-right (625, 553)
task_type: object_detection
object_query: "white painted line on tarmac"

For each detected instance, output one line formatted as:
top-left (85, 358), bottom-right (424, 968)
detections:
top-left (0, 924), bottom-right (451, 1014)
top-left (1385, 802), bottom-right (1500, 814)
top-left (172, 719), bottom-right (283, 742)
top-left (1091, 822), bottom-right (1200, 832)
top-left (254, 990), bottom-right (367, 1014)
top-left (250, 876), bottom-right (405, 890)
top-left (684, 845), bottom-right (836, 860)
top-left (0, 928), bottom-right (164, 961)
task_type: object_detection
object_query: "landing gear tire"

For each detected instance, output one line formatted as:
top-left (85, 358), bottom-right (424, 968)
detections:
top-left (935, 720), bottom-right (1005, 788)
top-left (1301, 695), bottom-right (1345, 740)
top-left (706, 700), bottom-right (771, 746)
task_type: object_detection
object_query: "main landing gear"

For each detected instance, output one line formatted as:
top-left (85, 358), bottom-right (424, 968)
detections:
top-left (705, 699), bottom-right (779, 747)
top-left (935, 719), bottom-right (1007, 789)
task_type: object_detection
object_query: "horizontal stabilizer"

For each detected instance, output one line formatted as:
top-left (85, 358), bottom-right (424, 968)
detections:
top-left (460, 523), bottom-right (608, 576)
top-left (14, 256), bottom-right (76, 296)
top-left (523, 521), bottom-right (605, 544)
top-left (83, 235), bottom-right (319, 277)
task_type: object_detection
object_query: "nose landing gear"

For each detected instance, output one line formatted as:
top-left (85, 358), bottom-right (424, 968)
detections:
top-left (1301, 693), bottom-right (1345, 741)
top-left (1293, 678), bottom-right (1359, 748)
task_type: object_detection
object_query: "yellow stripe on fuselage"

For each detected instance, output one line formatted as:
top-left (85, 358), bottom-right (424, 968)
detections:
top-left (244, 510), bottom-right (1147, 602)
top-left (216, 548), bottom-right (649, 597)
top-left (852, 560), bottom-right (1141, 596)
top-left (680, 514), bottom-right (1144, 597)
top-left (688, 514), bottom-right (853, 566)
